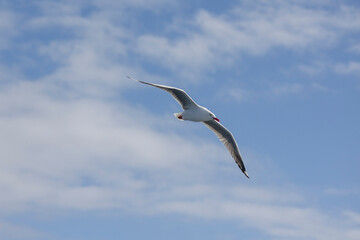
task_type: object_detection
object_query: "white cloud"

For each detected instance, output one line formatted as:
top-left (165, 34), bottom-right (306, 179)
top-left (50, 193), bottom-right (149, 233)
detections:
top-left (154, 198), bottom-right (360, 240)
top-left (349, 43), bottom-right (360, 53)
top-left (344, 211), bottom-right (360, 224)
top-left (0, 220), bottom-right (48, 240)
top-left (335, 61), bottom-right (360, 75)
top-left (1, 76), bottom-right (357, 240)
top-left (221, 83), bottom-right (303, 102)
top-left (226, 87), bottom-right (251, 102)
top-left (137, 33), bottom-right (215, 76)
top-left (1, 57), bottom-right (355, 240)
top-left (0, 77), bottom-right (226, 212)
top-left (91, 0), bottom-right (177, 10)
top-left (311, 82), bottom-right (330, 92)
top-left (221, 81), bottom-right (335, 102)
top-left (0, 10), bottom-right (18, 51)
top-left (136, 1), bottom-right (360, 77)
top-left (298, 61), bottom-right (327, 75)
top-left (271, 83), bottom-right (304, 96)
top-left (0, 1), bottom-right (359, 240)
top-left (324, 188), bottom-right (360, 196)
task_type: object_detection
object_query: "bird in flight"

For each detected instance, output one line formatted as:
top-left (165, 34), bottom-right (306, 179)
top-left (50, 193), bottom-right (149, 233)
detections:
top-left (128, 76), bottom-right (249, 178)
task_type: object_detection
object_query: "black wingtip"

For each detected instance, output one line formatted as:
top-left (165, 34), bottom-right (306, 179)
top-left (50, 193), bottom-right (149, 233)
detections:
top-left (127, 76), bottom-right (136, 81)
top-left (127, 76), bottom-right (146, 85)
top-left (243, 171), bottom-right (250, 179)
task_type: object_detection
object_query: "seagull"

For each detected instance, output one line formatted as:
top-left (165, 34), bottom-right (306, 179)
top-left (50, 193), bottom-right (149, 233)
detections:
top-left (128, 76), bottom-right (249, 178)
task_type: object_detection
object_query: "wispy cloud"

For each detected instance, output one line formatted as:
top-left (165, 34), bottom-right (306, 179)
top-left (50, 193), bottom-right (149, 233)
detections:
top-left (0, 10), bottom-right (18, 51)
top-left (0, 220), bottom-right (48, 240)
top-left (297, 61), bottom-right (328, 76)
top-left (324, 188), bottom-right (360, 196)
top-left (0, 77), bottom-right (226, 212)
top-left (221, 82), bottom-right (331, 102)
top-left (271, 83), bottom-right (304, 96)
top-left (349, 43), bottom-right (360, 53)
top-left (0, 1), bottom-right (359, 240)
top-left (153, 192), bottom-right (360, 240)
top-left (335, 61), bottom-right (360, 75)
top-left (1, 49), bottom-right (356, 240)
top-left (136, 1), bottom-right (360, 78)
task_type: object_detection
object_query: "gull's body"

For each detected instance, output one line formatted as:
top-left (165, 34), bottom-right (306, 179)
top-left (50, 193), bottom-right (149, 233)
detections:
top-left (129, 76), bottom-right (249, 178)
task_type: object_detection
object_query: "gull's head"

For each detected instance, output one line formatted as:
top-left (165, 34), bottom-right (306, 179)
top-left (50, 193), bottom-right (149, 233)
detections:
top-left (209, 113), bottom-right (219, 122)
top-left (202, 107), bottom-right (219, 122)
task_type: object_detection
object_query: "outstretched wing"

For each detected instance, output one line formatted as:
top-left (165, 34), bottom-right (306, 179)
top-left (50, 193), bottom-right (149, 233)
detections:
top-left (128, 76), bottom-right (198, 110)
top-left (203, 119), bottom-right (249, 178)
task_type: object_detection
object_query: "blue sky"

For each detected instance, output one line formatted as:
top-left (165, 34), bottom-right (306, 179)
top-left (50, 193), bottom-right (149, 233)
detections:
top-left (0, 0), bottom-right (360, 239)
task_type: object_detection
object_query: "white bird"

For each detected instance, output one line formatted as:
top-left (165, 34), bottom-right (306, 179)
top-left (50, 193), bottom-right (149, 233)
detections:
top-left (128, 76), bottom-right (249, 178)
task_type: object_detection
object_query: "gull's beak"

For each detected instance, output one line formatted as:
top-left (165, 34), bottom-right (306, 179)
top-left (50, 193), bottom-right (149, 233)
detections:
top-left (213, 117), bottom-right (220, 122)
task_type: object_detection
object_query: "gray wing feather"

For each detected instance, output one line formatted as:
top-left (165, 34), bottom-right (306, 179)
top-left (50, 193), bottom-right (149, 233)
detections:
top-left (128, 76), bottom-right (197, 110)
top-left (203, 120), bottom-right (249, 178)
